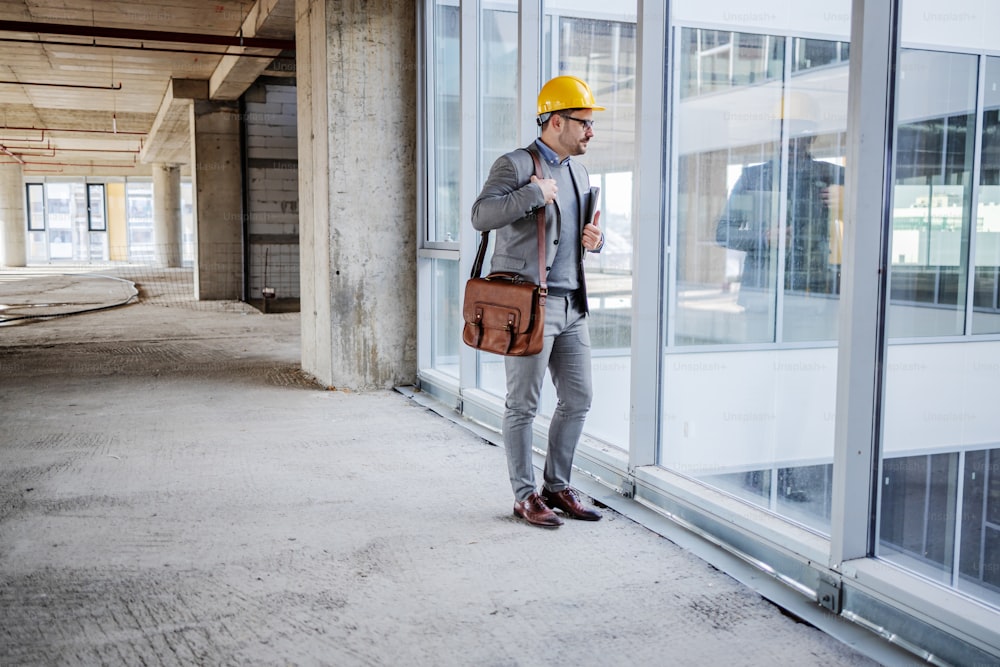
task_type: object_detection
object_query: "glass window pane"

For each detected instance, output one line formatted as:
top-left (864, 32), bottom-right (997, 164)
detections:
top-left (431, 258), bottom-right (460, 378)
top-left (551, 7), bottom-right (637, 448)
top-left (679, 30), bottom-right (782, 99)
top-left (792, 37), bottom-right (845, 73)
top-left (45, 182), bottom-right (72, 229)
top-left (474, 2), bottom-right (518, 398)
top-left (430, 0), bottom-right (460, 244)
top-left (88, 184), bottom-right (106, 232)
top-left (676, 34), bottom-right (847, 345)
top-left (476, 4), bottom-right (638, 446)
top-left (26, 183), bottom-right (44, 231)
top-left (126, 181), bottom-right (154, 262)
top-left (881, 339), bottom-right (1000, 607)
top-left (889, 50), bottom-right (978, 338)
top-left (666, 28), bottom-right (848, 535)
top-left (479, 4), bottom-right (518, 183)
top-left (972, 57), bottom-right (1000, 334)
top-left (43, 181), bottom-right (87, 261)
top-left (181, 181), bottom-right (195, 266)
top-left (879, 453), bottom-right (959, 585)
top-left (781, 68), bottom-right (848, 343)
top-left (678, 34), bottom-right (781, 344)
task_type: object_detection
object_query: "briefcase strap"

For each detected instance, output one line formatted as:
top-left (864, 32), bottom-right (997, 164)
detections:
top-left (471, 148), bottom-right (548, 301)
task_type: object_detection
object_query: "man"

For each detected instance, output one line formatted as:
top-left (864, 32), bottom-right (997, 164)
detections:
top-left (471, 75), bottom-right (605, 528)
top-left (716, 92), bottom-right (846, 306)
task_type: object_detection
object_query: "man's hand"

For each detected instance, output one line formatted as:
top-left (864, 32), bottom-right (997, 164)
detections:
top-left (582, 210), bottom-right (603, 251)
top-left (531, 174), bottom-right (558, 205)
top-left (822, 184), bottom-right (844, 220)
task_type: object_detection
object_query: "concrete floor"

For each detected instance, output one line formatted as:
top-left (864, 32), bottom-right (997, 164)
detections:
top-left (1, 269), bottom-right (902, 666)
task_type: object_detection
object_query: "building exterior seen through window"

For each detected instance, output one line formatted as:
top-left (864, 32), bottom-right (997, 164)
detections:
top-left (22, 178), bottom-right (194, 266)
top-left (420, 1), bottom-right (1000, 618)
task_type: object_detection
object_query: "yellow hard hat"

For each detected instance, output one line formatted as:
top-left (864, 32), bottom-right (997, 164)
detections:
top-left (536, 75), bottom-right (606, 116)
top-left (775, 90), bottom-right (819, 135)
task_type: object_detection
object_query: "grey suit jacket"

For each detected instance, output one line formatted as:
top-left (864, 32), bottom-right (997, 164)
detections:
top-left (471, 143), bottom-right (597, 294)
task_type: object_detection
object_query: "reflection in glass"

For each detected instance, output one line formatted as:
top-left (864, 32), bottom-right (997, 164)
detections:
top-left (880, 44), bottom-right (1000, 611)
top-left (973, 57), bottom-right (1000, 334)
top-left (679, 29), bottom-right (782, 98)
top-left (431, 0), bottom-right (460, 244)
top-left (666, 29), bottom-right (848, 535)
top-left (676, 32), bottom-right (848, 346)
top-left (889, 50), bottom-right (977, 338)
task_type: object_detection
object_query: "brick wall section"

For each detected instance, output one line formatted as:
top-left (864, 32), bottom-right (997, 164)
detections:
top-left (244, 77), bottom-right (300, 300)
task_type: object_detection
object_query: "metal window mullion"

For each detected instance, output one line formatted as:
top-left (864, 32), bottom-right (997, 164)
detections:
top-left (979, 450), bottom-right (991, 584)
top-left (829, 0), bottom-right (899, 568)
top-left (727, 32), bottom-right (737, 86)
top-left (951, 449), bottom-right (966, 587)
top-left (458, 0), bottom-right (482, 393)
top-left (964, 55), bottom-right (987, 336)
top-left (921, 455), bottom-right (932, 563)
top-left (416, 0), bottom-right (433, 374)
top-left (547, 12), bottom-right (559, 78)
top-left (421, 1), bottom-right (440, 247)
top-left (630, 0), bottom-right (667, 471)
top-left (518, 0), bottom-right (542, 147)
top-left (775, 35), bottom-right (793, 344)
top-left (664, 25), bottom-right (678, 351)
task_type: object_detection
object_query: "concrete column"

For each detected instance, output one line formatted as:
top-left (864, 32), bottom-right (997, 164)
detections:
top-left (153, 163), bottom-right (183, 267)
top-left (295, 0), bottom-right (417, 389)
top-left (0, 162), bottom-right (26, 267)
top-left (190, 100), bottom-right (243, 300)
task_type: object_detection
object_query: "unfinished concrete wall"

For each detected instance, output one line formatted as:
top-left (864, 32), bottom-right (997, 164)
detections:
top-left (244, 78), bottom-right (300, 302)
top-left (296, 0), bottom-right (417, 389)
top-left (0, 163), bottom-right (26, 267)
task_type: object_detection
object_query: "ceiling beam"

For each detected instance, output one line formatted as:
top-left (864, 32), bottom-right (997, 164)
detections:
top-left (140, 79), bottom-right (208, 165)
top-left (209, 0), bottom-right (295, 100)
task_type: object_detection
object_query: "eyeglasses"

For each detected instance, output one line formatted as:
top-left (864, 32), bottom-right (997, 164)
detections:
top-left (561, 115), bottom-right (595, 130)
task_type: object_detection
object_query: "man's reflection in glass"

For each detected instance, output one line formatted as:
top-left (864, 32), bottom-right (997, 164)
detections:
top-left (716, 92), bottom-right (845, 312)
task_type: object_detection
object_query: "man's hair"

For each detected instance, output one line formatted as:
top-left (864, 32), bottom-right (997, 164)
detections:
top-left (537, 108), bottom-right (584, 128)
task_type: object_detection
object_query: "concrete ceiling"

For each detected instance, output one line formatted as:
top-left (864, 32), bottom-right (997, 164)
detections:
top-left (0, 0), bottom-right (295, 175)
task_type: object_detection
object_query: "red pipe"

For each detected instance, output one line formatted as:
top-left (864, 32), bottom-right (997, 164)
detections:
top-left (0, 20), bottom-right (294, 51)
top-left (0, 159), bottom-right (138, 168)
top-left (0, 129), bottom-right (45, 143)
top-left (0, 145), bottom-right (25, 164)
top-left (0, 125), bottom-right (145, 136)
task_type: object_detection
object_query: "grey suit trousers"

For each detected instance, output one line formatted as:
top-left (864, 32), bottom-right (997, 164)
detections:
top-left (502, 294), bottom-right (593, 501)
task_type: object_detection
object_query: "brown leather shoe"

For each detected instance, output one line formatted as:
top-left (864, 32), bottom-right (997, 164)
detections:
top-left (513, 492), bottom-right (563, 528)
top-left (541, 487), bottom-right (602, 521)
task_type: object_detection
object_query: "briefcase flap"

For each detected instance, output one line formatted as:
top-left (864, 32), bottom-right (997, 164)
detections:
top-left (463, 275), bottom-right (539, 335)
